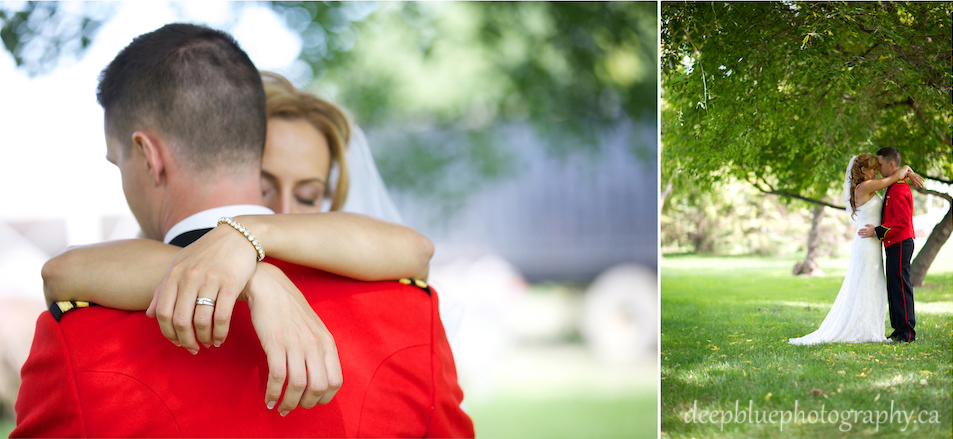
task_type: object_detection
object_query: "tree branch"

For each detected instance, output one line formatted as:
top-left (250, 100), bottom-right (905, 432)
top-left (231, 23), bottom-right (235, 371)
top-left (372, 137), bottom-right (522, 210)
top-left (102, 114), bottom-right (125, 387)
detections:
top-left (913, 186), bottom-right (953, 202)
top-left (746, 171), bottom-right (951, 208)
top-left (747, 172), bottom-right (952, 210)
top-left (759, 188), bottom-right (846, 209)
top-left (749, 177), bottom-right (845, 209)
top-left (815, 82), bottom-right (835, 104)
top-left (925, 175), bottom-right (953, 185)
top-left (854, 21), bottom-right (876, 34)
top-left (881, 94), bottom-right (953, 147)
top-left (879, 97), bottom-right (912, 109)
top-left (860, 40), bottom-right (883, 59)
top-left (908, 97), bottom-right (953, 147)
top-left (722, 17), bottom-right (802, 74)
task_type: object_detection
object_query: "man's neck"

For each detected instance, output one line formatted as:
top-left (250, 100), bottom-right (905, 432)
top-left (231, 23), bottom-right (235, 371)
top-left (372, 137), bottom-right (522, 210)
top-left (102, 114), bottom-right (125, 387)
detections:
top-left (158, 173), bottom-right (264, 239)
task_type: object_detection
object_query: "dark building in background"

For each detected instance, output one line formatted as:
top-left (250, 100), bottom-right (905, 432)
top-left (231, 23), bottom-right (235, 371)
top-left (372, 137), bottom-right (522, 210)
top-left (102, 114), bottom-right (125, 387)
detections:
top-left (384, 122), bottom-right (656, 283)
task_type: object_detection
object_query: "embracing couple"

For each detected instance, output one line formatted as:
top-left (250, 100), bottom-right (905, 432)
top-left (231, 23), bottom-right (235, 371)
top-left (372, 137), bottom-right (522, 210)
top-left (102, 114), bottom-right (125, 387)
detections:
top-left (789, 147), bottom-right (923, 346)
top-left (13, 24), bottom-right (473, 437)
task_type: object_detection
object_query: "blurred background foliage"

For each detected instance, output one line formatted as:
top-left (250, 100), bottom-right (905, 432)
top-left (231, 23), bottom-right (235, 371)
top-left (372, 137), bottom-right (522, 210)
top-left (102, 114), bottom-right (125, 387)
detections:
top-left (662, 178), bottom-right (853, 257)
top-left (2, 1), bottom-right (657, 212)
top-left (1, 2), bottom-right (113, 75)
top-left (662, 177), bottom-right (942, 258)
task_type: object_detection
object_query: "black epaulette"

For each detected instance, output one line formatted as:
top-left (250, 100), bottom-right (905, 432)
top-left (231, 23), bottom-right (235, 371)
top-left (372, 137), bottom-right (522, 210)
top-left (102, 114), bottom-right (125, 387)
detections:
top-left (50, 301), bottom-right (97, 322)
top-left (398, 278), bottom-right (431, 295)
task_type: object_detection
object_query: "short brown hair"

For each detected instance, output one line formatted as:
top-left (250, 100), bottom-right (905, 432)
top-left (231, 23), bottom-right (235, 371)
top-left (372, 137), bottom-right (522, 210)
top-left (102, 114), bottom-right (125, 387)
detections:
top-left (261, 71), bottom-right (350, 211)
top-left (97, 24), bottom-right (266, 174)
top-left (876, 146), bottom-right (902, 167)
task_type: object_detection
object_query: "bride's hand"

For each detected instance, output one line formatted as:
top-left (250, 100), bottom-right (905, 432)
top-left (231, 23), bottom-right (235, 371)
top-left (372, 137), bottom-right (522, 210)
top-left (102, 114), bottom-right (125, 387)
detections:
top-left (146, 225), bottom-right (259, 353)
top-left (241, 262), bottom-right (342, 415)
top-left (906, 170), bottom-right (925, 188)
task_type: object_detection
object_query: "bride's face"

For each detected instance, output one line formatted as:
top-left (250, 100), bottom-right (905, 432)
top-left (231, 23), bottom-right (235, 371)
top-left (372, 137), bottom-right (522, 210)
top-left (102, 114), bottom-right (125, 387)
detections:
top-left (261, 117), bottom-right (332, 214)
top-left (863, 167), bottom-right (877, 181)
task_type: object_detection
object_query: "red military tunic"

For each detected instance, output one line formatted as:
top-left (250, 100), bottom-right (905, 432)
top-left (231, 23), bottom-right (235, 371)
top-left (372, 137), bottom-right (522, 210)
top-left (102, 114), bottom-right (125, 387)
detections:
top-left (12, 259), bottom-right (474, 438)
top-left (875, 180), bottom-right (915, 246)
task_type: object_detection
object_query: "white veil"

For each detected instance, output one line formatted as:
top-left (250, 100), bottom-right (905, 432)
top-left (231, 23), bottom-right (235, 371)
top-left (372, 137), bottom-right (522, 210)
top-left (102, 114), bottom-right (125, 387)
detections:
top-left (323, 126), bottom-right (404, 224)
top-left (843, 155), bottom-right (857, 223)
top-left (325, 125), bottom-right (465, 344)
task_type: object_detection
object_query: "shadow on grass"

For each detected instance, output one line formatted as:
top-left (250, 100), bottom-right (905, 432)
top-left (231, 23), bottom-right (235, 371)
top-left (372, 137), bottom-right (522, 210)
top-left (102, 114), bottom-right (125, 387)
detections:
top-left (661, 258), bottom-right (952, 439)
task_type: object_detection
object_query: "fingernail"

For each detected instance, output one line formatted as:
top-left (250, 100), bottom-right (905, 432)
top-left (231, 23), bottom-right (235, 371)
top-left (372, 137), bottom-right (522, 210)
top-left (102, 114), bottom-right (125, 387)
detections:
top-left (280, 410), bottom-right (289, 417)
top-left (214, 340), bottom-right (222, 347)
top-left (188, 348), bottom-right (198, 355)
top-left (172, 341), bottom-right (181, 347)
top-left (267, 401), bottom-right (276, 410)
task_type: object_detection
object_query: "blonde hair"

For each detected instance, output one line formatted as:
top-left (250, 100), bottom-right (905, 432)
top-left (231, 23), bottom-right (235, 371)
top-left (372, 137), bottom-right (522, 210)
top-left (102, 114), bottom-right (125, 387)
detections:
top-left (849, 153), bottom-right (879, 218)
top-left (261, 71), bottom-right (350, 211)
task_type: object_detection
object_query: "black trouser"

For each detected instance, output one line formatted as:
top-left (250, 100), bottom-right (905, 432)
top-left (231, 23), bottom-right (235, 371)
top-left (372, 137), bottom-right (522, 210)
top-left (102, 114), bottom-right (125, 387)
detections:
top-left (885, 238), bottom-right (915, 341)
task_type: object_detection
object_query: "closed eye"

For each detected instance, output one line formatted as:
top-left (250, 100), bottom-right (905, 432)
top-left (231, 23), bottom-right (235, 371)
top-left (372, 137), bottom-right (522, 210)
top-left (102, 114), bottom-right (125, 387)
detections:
top-left (296, 196), bottom-right (317, 206)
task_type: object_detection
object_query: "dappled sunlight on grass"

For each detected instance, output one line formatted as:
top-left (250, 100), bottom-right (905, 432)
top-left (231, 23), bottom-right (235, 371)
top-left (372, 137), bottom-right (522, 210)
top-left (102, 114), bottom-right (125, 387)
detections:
top-left (918, 302), bottom-right (953, 315)
top-left (662, 256), bottom-right (952, 438)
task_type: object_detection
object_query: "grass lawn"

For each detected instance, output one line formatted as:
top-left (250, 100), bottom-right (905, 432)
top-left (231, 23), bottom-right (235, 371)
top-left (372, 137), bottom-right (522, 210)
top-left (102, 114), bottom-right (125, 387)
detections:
top-left (661, 255), bottom-right (952, 439)
top-left (463, 342), bottom-right (658, 439)
top-left (468, 394), bottom-right (657, 439)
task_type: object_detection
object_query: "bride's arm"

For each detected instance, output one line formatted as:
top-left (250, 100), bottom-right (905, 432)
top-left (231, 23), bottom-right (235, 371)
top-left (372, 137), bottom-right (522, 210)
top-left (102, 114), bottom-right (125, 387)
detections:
top-left (235, 212), bottom-right (432, 282)
top-left (42, 240), bottom-right (177, 309)
top-left (42, 213), bottom-right (433, 308)
top-left (856, 165), bottom-right (912, 198)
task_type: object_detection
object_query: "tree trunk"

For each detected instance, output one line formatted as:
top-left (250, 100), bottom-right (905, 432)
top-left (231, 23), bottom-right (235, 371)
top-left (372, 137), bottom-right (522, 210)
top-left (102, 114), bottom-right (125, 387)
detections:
top-left (911, 201), bottom-right (952, 287)
top-left (659, 179), bottom-right (674, 261)
top-left (793, 204), bottom-right (826, 276)
top-left (660, 179), bottom-right (673, 209)
top-left (691, 213), bottom-right (707, 253)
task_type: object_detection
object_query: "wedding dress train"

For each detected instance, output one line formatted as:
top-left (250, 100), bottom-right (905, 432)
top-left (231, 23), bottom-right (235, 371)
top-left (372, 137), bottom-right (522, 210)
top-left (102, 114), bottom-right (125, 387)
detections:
top-left (789, 195), bottom-right (888, 345)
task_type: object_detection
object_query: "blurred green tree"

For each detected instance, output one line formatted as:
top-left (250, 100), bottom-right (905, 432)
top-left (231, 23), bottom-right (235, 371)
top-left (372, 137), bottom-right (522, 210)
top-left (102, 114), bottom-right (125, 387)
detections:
top-left (0, 2), bottom-right (113, 75)
top-left (661, 1), bottom-right (952, 285)
top-left (282, 2), bottom-right (656, 209)
top-left (2, 1), bottom-right (656, 212)
top-left (661, 177), bottom-right (853, 259)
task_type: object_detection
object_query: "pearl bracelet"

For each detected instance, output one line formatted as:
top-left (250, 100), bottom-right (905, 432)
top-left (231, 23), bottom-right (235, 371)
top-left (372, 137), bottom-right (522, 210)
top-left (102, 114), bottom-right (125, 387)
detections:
top-left (217, 217), bottom-right (265, 262)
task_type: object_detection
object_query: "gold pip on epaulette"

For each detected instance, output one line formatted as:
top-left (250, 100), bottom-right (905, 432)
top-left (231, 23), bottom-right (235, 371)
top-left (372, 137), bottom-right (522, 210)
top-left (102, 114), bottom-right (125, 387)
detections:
top-left (398, 278), bottom-right (431, 295)
top-left (50, 300), bottom-right (97, 322)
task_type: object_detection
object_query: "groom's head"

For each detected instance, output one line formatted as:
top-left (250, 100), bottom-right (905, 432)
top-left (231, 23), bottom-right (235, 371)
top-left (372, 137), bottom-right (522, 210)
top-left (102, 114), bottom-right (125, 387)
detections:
top-left (876, 147), bottom-right (901, 178)
top-left (97, 23), bottom-right (266, 239)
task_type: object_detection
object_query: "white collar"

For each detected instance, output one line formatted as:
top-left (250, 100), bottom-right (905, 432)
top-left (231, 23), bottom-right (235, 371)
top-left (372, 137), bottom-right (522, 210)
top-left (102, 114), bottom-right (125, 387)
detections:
top-left (163, 205), bottom-right (275, 244)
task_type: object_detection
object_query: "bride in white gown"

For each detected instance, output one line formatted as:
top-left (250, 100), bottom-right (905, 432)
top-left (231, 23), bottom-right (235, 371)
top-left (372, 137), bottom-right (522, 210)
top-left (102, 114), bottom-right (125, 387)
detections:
top-left (789, 153), bottom-right (916, 345)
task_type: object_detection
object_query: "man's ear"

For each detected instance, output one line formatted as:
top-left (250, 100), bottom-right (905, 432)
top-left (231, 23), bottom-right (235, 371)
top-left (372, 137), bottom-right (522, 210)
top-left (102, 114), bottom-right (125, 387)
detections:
top-left (131, 131), bottom-right (167, 186)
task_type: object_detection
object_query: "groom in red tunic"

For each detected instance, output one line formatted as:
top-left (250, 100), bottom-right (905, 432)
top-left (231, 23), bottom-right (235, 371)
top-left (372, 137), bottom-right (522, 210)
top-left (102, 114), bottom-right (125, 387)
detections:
top-left (12, 23), bottom-right (473, 437)
top-left (861, 147), bottom-right (916, 343)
